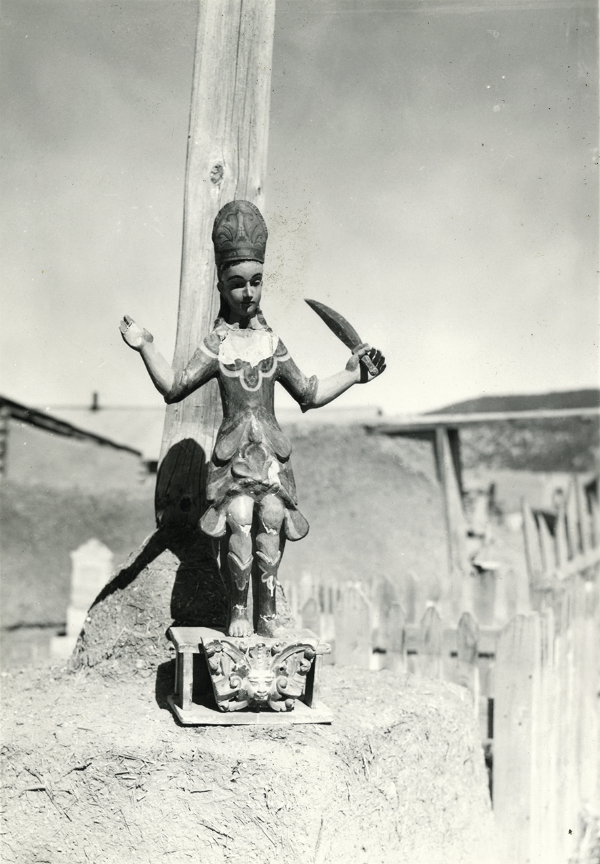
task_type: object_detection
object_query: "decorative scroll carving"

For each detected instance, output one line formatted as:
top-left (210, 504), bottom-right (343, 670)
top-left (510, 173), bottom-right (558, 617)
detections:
top-left (203, 636), bottom-right (328, 712)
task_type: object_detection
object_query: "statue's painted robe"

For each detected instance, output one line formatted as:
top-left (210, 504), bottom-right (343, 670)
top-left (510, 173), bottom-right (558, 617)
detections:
top-left (168, 315), bottom-right (317, 541)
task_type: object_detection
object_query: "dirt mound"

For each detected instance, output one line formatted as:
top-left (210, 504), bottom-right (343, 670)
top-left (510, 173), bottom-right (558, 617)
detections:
top-left (1, 663), bottom-right (499, 864)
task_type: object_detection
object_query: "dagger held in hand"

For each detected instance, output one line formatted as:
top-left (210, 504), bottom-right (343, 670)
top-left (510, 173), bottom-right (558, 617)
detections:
top-left (305, 298), bottom-right (379, 377)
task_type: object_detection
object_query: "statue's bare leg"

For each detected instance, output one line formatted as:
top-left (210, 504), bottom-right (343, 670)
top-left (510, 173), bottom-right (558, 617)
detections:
top-left (256, 494), bottom-right (285, 637)
top-left (225, 494), bottom-right (254, 637)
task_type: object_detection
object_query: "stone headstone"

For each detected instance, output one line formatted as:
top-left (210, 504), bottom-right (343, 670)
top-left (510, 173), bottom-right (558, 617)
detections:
top-left (68, 539), bottom-right (114, 632)
top-left (51, 538), bottom-right (114, 659)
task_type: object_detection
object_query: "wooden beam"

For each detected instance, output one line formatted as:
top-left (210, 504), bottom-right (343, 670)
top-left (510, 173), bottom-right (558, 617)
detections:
top-left (434, 427), bottom-right (469, 620)
top-left (366, 406), bottom-right (600, 434)
top-left (156, 0), bottom-right (276, 528)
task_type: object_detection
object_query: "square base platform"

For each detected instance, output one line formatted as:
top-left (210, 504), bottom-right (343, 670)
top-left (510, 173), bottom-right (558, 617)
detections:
top-left (167, 625), bottom-right (332, 726)
top-left (168, 694), bottom-right (332, 726)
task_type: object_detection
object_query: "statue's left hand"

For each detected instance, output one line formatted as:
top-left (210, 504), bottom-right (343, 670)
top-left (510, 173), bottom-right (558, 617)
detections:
top-left (346, 344), bottom-right (386, 383)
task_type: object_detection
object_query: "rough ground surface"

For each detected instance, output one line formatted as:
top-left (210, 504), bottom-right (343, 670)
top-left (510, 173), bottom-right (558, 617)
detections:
top-left (1, 663), bottom-right (500, 864)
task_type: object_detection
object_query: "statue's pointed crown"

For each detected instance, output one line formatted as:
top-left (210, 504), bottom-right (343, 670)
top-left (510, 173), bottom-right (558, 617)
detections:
top-left (212, 200), bottom-right (268, 268)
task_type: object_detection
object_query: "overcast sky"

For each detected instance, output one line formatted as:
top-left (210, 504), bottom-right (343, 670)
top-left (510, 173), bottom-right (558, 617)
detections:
top-left (1, 0), bottom-right (598, 415)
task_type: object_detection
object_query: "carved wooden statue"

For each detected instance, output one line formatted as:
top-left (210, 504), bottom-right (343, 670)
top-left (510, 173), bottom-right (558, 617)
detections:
top-left (120, 200), bottom-right (385, 641)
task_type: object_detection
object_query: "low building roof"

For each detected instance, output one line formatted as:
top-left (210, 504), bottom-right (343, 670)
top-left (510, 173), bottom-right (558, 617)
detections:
top-left (1, 396), bottom-right (141, 456)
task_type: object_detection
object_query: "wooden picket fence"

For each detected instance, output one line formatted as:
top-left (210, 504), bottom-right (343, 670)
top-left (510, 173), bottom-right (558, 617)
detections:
top-left (494, 475), bottom-right (600, 864)
top-left (282, 577), bottom-right (498, 741)
top-left (282, 473), bottom-right (600, 863)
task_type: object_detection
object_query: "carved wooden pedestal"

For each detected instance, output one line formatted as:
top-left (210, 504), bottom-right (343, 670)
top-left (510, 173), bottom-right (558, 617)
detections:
top-left (167, 626), bottom-right (332, 725)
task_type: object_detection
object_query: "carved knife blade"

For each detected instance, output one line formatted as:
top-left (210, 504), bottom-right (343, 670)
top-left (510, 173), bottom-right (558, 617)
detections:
top-left (305, 298), bottom-right (378, 376)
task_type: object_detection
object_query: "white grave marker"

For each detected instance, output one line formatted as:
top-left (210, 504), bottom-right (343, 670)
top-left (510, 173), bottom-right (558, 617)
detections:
top-left (51, 538), bottom-right (114, 658)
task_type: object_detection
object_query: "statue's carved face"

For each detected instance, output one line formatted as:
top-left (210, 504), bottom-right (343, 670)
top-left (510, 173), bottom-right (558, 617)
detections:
top-left (218, 261), bottom-right (263, 322)
top-left (246, 669), bottom-right (275, 702)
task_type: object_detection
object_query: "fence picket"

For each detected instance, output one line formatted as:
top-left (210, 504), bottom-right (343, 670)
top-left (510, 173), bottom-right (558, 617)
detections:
top-left (418, 605), bottom-right (443, 678)
top-left (372, 575), bottom-right (399, 651)
top-left (555, 500), bottom-right (569, 575)
top-left (385, 601), bottom-right (407, 674)
top-left (334, 584), bottom-right (372, 669)
top-left (564, 480), bottom-right (580, 559)
top-left (590, 492), bottom-right (599, 548)
top-left (537, 514), bottom-right (556, 577)
top-left (456, 612), bottom-right (480, 715)
top-left (494, 612), bottom-right (541, 864)
top-left (522, 499), bottom-right (544, 596)
top-left (574, 475), bottom-right (591, 555)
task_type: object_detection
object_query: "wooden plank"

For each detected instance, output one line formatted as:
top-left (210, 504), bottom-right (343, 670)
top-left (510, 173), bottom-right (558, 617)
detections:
top-left (181, 650), bottom-right (194, 711)
top-left (574, 475), bottom-right (591, 555)
top-left (494, 613), bottom-right (541, 864)
top-left (168, 695), bottom-right (332, 725)
top-left (590, 493), bottom-right (599, 548)
top-left (0, 406), bottom-right (9, 475)
top-left (554, 499), bottom-right (569, 572)
top-left (522, 498), bottom-right (544, 600)
top-left (404, 624), bottom-right (499, 656)
top-left (537, 513), bottom-right (556, 578)
top-left (578, 577), bottom-right (600, 805)
top-left (372, 576), bottom-right (399, 651)
top-left (304, 654), bottom-right (323, 708)
top-left (385, 602), bottom-right (407, 674)
top-left (532, 609), bottom-right (560, 864)
top-left (564, 479), bottom-right (581, 559)
top-left (434, 427), bottom-right (469, 620)
top-left (418, 605), bottom-right (443, 679)
top-left (334, 584), bottom-right (372, 669)
top-left (156, 0), bottom-right (276, 526)
top-left (456, 612), bottom-right (480, 713)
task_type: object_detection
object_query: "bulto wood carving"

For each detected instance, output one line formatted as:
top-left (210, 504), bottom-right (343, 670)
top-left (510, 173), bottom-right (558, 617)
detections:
top-left (205, 635), bottom-right (321, 712)
top-left (120, 201), bottom-right (385, 644)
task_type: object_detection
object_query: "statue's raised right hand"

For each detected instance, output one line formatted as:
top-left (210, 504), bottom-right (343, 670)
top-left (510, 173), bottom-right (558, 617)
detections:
top-left (119, 315), bottom-right (154, 351)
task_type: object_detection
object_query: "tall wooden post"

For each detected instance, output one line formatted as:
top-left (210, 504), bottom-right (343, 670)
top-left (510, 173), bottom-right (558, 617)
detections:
top-left (156, 0), bottom-right (276, 528)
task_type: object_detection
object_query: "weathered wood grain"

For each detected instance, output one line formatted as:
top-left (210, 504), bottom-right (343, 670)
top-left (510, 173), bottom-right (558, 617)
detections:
top-left (494, 612), bottom-right (540, 864)
top-left (156, 0), bottom-right (276, 527)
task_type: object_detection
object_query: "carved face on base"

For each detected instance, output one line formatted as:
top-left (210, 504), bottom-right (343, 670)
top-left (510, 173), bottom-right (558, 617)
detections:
top-left (206, 639), bottom-right (316, 712)
top-left (218, 260), bottom-right (263, 323)
top-left (244, 669), bottom-right (276, 703)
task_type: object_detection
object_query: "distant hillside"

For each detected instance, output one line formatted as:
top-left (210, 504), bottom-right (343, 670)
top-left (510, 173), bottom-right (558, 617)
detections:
top-left (432, 389), bottom-right (600, 415)
top-left (459, 416), bottom-right (599, 473)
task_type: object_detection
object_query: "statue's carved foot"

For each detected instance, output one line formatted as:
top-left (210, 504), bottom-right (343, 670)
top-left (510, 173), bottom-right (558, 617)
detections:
top-left (228, 607), bottom-right (253, 637)
top-left (256, 614), bottom-right (280, 638)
